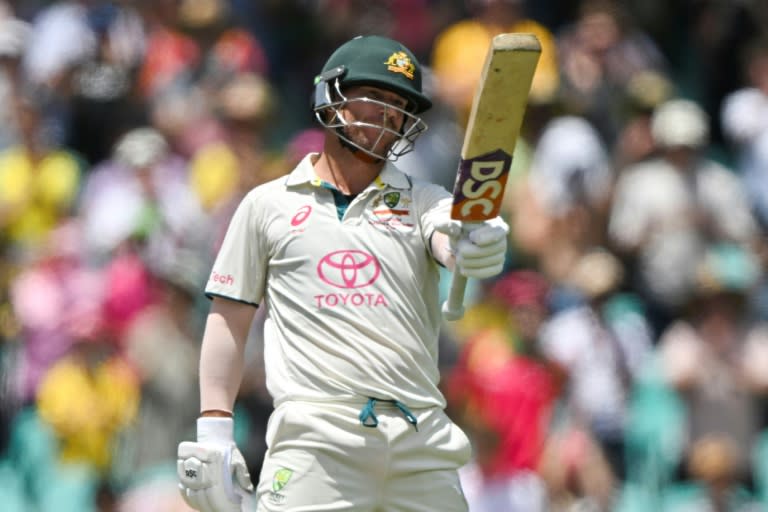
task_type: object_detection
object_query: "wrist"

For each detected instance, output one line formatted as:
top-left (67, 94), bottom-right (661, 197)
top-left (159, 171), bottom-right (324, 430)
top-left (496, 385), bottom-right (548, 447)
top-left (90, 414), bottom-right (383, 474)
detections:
top-left (201, 409), bottom-right (234, 418)
top-left (197, 416), bottom-right (234, 444)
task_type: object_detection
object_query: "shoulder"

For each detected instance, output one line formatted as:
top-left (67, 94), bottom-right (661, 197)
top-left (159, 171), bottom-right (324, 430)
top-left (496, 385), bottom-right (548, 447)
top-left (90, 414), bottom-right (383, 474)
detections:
top-left (403, 172), bottom-right (451, 206)
top-left (381, 163), bottom-right (449, 195)
top-left (242, 174), bottom-right (292, 203)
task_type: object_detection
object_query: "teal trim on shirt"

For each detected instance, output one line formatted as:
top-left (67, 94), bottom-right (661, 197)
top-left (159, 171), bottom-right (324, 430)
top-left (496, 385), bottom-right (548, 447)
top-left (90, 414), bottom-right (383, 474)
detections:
top-left (320, 181), bottom-right (357, 220)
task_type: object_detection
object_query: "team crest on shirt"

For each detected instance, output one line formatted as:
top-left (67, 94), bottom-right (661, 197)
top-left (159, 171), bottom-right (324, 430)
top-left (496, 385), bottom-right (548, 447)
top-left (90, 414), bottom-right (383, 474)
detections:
top-left (268, 468), bottom-right (293, 504)
top-left (272, 468), bottom-right (293, 492)
top-left (383, 191), bottom-right (400, 208)
top-left (368, 190), bottom-right (414, 233)
top-left (384, 51), bottom-right (415, 80)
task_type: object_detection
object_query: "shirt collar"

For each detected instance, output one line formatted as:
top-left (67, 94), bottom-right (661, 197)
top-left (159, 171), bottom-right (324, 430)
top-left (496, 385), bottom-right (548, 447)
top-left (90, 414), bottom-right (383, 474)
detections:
top-left (284, 153), bottom-right (412, 191)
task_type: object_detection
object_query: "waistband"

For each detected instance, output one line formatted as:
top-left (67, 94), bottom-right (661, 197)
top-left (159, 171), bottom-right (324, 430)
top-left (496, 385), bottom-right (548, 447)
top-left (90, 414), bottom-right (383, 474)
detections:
top-left (274, 396), bottom-right (424, 431)
top-left (359, 397), bottom-right (419, 431)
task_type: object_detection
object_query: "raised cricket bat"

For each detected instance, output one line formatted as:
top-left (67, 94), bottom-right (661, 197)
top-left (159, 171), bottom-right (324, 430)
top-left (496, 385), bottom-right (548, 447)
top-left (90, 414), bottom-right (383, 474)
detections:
top-left (442, 33), bottom-right (541, 321)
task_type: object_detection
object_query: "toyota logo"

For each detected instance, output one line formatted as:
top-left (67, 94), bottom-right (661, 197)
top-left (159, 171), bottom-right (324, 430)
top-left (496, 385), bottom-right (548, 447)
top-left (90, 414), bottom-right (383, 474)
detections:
top-left (317, 250), bottom-right (381, 289)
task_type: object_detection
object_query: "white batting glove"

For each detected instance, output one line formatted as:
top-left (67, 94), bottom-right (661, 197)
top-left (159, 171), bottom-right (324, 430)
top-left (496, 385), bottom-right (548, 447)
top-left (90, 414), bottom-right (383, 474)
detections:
top-left (178, 417), bottom-right (254, 512)
top-left (435, 216), bottom-right (509, 279)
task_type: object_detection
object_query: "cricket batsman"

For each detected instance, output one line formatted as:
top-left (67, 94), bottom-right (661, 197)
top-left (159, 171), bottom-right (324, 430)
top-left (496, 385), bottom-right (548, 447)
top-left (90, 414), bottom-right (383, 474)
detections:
top-left (177, 34), bottom-right (509, 511)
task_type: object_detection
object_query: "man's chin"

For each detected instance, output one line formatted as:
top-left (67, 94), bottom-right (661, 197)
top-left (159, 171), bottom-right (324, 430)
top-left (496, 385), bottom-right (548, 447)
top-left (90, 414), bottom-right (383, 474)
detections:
top-left (352, 139), bottom-right (390, 160)
top-left (353, 150), bottom-right (383, 164)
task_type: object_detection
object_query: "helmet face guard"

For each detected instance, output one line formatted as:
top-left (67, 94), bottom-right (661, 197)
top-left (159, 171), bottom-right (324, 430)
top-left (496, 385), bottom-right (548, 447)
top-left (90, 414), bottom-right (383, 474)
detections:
top-left (311, 35), bottom-right (432, 162)
top-left (313, 72), bottom-right (427, 162)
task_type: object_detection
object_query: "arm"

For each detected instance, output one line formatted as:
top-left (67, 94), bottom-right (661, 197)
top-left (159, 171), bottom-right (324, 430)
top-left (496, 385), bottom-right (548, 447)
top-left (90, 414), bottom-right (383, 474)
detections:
top-left (199, 297), bottom-right (257, 415)
top-left (178, 297), bottom-right (257, 512)
top-left (430, 230), bottom-right (457, 271)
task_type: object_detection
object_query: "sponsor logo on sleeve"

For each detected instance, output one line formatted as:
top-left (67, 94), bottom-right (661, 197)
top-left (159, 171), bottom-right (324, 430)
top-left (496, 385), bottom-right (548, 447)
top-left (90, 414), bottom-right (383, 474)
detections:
top-left (210, 271), bottom-right (234, 286)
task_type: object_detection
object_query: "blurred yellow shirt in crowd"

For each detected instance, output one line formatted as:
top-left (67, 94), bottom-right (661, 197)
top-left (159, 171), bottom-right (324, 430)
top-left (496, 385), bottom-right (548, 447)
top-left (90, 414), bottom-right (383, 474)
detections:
top-left (431, 19), bottom-right (559, 124)
top-left (0, 147), bottom-right (81, 246)
top-left (36, 351), bottom-right (139, 471)
top-left (189, 142), bottom-right (238, 211)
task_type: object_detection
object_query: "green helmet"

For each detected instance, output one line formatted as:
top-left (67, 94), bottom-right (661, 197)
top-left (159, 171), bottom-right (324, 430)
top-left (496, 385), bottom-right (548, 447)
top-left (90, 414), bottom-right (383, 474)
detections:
top-left (315, 35), bottom-right (432, 114)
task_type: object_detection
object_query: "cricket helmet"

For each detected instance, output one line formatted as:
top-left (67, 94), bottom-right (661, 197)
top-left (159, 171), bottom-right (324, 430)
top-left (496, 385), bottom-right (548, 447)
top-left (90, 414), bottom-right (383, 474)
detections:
top-left (318, 35), bottom-right (432, 113)
top-left (312, 35), bottom-right (431, 161)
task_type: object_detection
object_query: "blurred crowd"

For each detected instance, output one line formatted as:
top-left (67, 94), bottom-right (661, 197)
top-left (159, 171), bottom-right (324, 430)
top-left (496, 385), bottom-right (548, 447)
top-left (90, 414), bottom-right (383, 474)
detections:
top-left (1, 0), bottom-right (768, 511)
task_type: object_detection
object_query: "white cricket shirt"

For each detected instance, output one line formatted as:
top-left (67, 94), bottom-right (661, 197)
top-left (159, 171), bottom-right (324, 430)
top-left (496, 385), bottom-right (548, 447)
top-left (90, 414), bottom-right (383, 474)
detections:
top-left (206, 153), bottom-right (452, 408)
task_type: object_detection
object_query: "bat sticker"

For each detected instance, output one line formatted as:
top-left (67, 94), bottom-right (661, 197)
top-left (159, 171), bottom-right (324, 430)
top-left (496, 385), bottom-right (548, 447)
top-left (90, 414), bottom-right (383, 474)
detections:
top-left (450, 149), bottom-right (513, 221)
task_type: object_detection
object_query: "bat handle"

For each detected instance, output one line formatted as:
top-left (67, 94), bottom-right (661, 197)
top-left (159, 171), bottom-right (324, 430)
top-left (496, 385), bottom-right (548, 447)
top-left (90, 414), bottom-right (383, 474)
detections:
top-left (442, 273), bottom-right (468, 321)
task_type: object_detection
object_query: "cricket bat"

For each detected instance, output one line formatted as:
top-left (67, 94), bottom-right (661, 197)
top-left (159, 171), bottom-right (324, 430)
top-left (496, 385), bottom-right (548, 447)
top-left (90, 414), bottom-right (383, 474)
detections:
top-left (442, 33), bottom-right (541, 321)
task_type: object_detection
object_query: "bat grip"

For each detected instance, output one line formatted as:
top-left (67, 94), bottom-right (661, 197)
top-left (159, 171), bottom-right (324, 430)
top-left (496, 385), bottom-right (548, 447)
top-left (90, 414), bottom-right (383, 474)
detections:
top-left (442, 273), bottom-right (468, 321)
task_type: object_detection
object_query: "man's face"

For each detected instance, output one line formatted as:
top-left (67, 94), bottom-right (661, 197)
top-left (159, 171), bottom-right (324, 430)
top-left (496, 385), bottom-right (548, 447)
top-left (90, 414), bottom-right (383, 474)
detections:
top-left (339, 85), bottom-right (409, 158)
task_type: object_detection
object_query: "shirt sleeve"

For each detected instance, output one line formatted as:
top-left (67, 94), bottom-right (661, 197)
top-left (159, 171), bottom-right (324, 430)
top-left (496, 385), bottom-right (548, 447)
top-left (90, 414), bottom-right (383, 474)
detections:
top-left (414, 182), bottom-right (452, 257)
top-left (205, 191), bottom-right (268, 306)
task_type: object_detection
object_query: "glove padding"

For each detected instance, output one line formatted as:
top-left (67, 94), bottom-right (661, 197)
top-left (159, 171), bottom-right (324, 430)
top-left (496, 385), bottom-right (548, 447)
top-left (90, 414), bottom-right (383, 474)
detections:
top-left (178, 417), bottom-right (254, 512)
top-left (435, 216), bottom-right (509, 279)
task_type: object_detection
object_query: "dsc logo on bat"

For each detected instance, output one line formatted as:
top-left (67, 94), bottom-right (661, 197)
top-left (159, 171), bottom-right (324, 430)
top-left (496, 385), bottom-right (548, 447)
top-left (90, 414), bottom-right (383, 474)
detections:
top-left (450, 149), bottom-right (513, 222)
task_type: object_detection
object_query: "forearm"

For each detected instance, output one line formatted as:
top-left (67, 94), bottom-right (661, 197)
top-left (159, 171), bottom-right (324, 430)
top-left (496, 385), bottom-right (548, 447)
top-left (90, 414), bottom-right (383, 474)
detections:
top-left (430, 230), bottom-right (456, 270)
top-left (199, 298), bottom-right (256, 414)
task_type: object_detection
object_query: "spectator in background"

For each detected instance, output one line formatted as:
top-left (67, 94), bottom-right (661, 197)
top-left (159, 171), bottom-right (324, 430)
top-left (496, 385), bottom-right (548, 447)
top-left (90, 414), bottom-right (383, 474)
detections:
top-left (188, 71), bottom-right (278, 237)
top-left (721, 36), bottom-right (768, 231)
top-left (656, 243), bottom-right (768, 506)
top-left (21, 0), bottom-right (145, 152)
top-left (8, 218), bottom-right (103, 406)
top-left (0, 90), bottom-right (83, 258)
top-left (115, 252), bottom-right (205, 511)
top-left (0, 15), bottom-right (30, 150)
top-left (430, 0), bottom-right (560, 127)
top-left (35, 327), bottom-right (139, 474)
top-left (720, 36), bottom-right (768, 154)
top-left (30, 308), bottom-right (138, 511)
top-left (556, 0), bottom-right (667, 147)
top-left (447, 270), bottom-right (564, 512)
top-left (137, 0), bottom-right (269, 159)
top-left (611, 69), bottom-right (674, 169)
top-left (608, 98), bottom-right (759, 335)
top-left (540, 249), bottom-right (653, 484)
top-left (77, 126), bottom-right (209, 265)
top-left (65, 2), bottom-right (147, 166)
top-left (537, 422), bottom-right (617, 511)
top-left (511, 115), bottom-right (613, 282)
top-left (22, 0), bottom-right (143, 92)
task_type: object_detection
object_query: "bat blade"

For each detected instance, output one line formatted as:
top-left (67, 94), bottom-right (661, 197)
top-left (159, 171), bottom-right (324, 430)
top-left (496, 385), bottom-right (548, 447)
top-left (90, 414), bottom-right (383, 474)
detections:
top-left (442, 33), bottom-right (541, 320)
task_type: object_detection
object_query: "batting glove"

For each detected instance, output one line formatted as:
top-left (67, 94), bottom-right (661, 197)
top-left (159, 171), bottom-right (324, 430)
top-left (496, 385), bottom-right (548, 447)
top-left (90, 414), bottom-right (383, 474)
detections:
top-left (435, 216), bottom-right (509, 279)
top-left (178, 417), bottom-right (254, 512)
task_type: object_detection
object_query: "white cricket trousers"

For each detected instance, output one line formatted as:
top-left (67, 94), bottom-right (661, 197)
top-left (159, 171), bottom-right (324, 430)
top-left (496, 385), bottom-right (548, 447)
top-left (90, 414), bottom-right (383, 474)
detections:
top-left (252, 399), bottom-right (472, 511)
